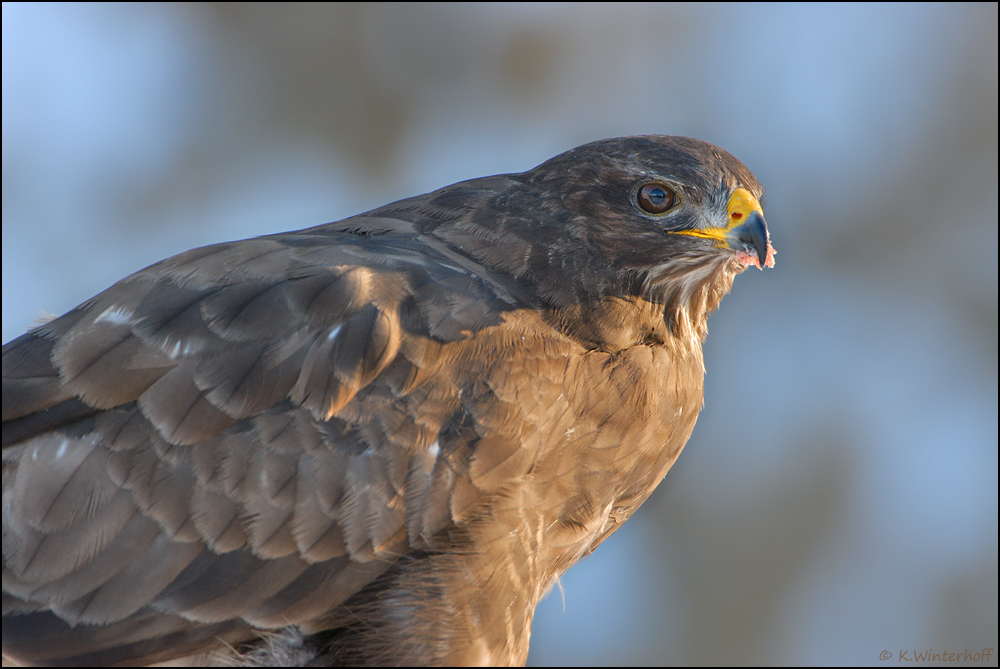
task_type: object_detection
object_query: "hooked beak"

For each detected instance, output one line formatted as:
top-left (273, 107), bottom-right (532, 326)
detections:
top-left (668, 187), bottom-right (775, 268)
top-left (724, 187), bottom-right (774, 269)
top-left (729, 209), bottom-right (770, 268)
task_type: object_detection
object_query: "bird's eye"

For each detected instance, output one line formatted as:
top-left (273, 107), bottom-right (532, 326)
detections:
top-left (637, 183), bottom-right (678, 214)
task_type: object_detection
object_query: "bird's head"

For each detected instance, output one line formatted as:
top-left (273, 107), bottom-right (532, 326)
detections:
top-left (516, 135), bottom-right (775, 330)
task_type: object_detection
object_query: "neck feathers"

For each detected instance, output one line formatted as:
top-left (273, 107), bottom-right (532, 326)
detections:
top-left (644, 254), bottom-right (741, 342)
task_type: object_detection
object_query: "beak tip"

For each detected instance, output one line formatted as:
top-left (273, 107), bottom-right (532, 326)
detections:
top-left (730, 211), bottom-right (771, 270)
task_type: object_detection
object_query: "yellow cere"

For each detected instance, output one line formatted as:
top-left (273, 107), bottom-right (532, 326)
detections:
top-left (671, 187), bottom-right (763, 243)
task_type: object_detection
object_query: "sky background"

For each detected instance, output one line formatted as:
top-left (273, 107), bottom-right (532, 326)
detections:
top-left (2, 3), bottom-right (997, 666)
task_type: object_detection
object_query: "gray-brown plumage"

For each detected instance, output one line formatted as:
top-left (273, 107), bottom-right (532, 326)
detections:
top-left (2, 136), bottom-right (774, 666)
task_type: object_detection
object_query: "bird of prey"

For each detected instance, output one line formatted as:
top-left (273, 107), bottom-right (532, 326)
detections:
top-left (2, 135), bottom-right (774, 666)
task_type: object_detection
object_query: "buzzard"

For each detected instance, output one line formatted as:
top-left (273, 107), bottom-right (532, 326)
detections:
top-left (2, 136), bottom-right (774, 666)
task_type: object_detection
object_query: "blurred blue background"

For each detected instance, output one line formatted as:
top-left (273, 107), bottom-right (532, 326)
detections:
top-left (2, 4), bottom-right (996, 665)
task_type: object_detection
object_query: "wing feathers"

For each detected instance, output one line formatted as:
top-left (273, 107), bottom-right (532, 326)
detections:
top-left (50, 534), bottom-right (202, 625)
top-left (0, 607), bottom-right (251, 666)
top-left (2, 208), bottom-right (581, 664)
top-left (139, 365), bottom-right (240, 445)
top-left (2, 332), bottom-right (75, 422)
top-left (53, 316), bottom-right (172, 409)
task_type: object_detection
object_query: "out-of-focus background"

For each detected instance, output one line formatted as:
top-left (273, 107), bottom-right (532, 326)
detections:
top-left (2, 4), bottom-right (996, 665)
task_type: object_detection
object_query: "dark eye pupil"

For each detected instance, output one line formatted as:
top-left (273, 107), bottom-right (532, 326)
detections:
top-left (638, 183), bottom-right (676, 214)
